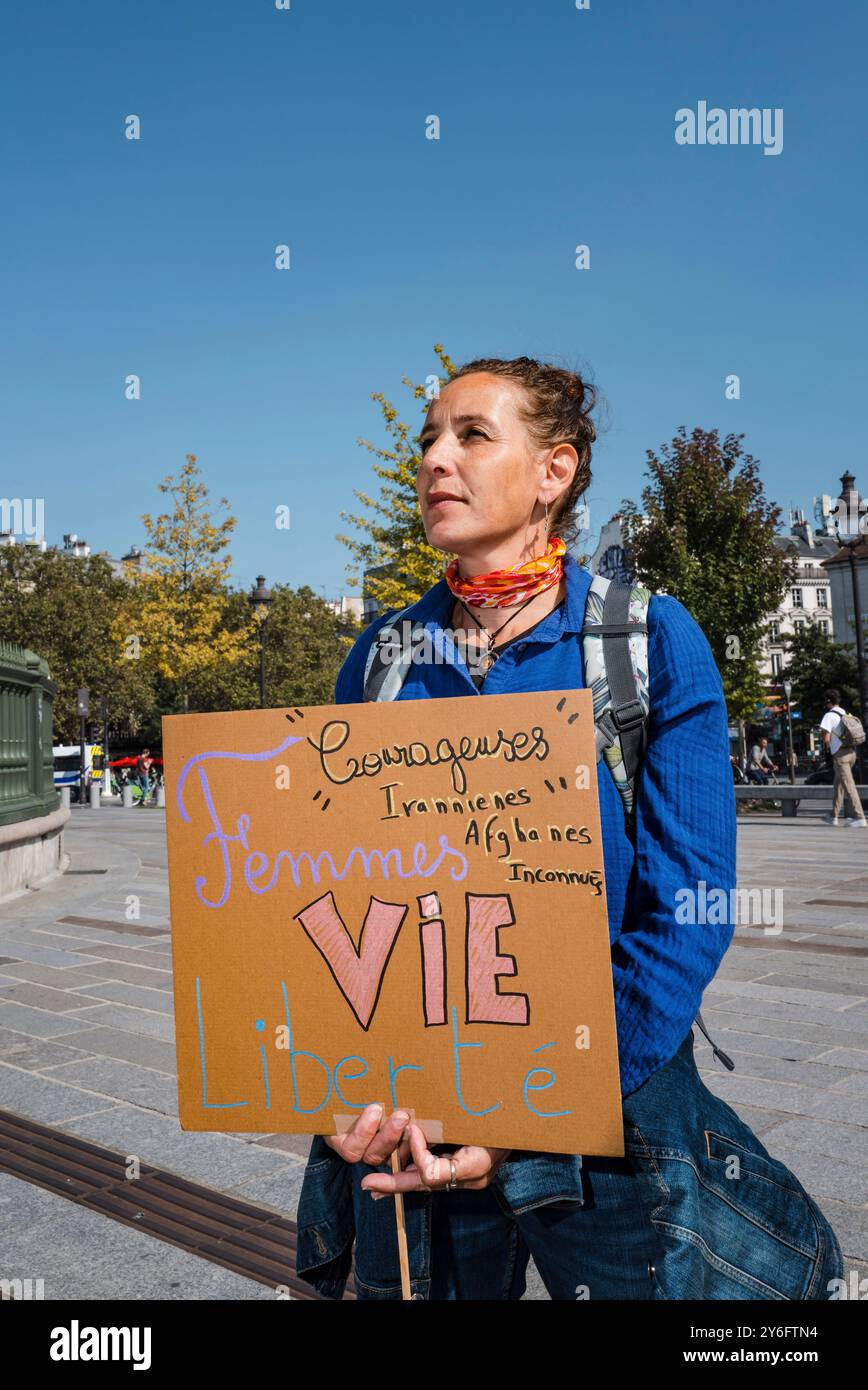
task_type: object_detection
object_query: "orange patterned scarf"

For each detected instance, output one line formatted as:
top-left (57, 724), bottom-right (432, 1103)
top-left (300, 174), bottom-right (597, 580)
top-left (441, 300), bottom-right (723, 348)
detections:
top-left (444, 536), bottom-right (566, 609)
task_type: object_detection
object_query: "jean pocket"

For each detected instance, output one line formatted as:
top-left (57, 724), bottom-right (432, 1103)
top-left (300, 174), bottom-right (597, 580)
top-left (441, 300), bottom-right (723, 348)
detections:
top-left (645, 1130), bottom-right (830, 1300)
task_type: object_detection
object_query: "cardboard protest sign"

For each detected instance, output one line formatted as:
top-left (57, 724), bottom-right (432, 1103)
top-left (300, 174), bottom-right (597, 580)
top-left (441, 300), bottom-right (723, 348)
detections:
top-left (163, 689), bottom-right (624, 1156)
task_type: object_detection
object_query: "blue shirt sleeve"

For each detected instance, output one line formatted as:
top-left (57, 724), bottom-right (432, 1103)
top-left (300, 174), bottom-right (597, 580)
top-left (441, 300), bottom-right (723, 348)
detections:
top-left (612, 593), bottom-right (737, 1096)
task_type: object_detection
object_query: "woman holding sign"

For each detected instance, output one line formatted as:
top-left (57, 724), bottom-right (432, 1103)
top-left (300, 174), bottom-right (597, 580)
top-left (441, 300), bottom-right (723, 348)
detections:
top-left (296, 357), bottom-right (842, 1301)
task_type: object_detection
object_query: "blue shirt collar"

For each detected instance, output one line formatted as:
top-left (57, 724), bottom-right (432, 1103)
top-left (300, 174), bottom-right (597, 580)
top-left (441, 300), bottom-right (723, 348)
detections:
top-left (395, 550), bottom-right (592, 639)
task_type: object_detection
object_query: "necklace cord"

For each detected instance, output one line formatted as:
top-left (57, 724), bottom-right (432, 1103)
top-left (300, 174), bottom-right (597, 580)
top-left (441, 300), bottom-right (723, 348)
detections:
top-left (454, 589), bottom-right (541, 654)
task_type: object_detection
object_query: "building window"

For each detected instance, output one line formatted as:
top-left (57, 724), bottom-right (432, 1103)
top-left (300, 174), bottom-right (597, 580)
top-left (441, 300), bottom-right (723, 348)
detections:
top-left (791, 588), bottom-right (803, 608)
top-left (819, 619), bottom-right (829, 634)
top-left (769, 621), bottom-right (780, 639)
top-left (771, 653), bottom-right (783, 674)
top-left (817, 589), bottom-right (828, 608)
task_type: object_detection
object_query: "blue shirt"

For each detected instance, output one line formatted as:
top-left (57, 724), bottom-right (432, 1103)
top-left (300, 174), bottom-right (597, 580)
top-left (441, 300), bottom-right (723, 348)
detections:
top-left (333, 552), bottom-right (736, 1096)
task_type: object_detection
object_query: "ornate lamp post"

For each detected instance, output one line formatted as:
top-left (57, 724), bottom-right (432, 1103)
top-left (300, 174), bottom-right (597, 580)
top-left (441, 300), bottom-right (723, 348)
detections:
top-left (249, 576), bottom-right (273, 708)
top-left (782, 678), bottom-right (796, 784)
top-left (831, 473), bottom-right (868, 780)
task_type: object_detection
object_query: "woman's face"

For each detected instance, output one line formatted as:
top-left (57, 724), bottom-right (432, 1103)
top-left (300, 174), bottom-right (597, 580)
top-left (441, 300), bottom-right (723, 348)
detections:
top-left (417, 373), bottom-right (558, 568)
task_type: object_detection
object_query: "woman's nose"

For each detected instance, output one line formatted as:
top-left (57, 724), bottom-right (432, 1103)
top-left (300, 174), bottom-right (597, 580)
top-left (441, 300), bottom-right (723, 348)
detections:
top-left (420, 443), bottom-right (456, 477)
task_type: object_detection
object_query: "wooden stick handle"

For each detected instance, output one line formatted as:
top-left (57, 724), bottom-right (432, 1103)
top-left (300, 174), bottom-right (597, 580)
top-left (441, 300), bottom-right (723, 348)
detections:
top-left (390, 1149), bottom-right (412, 1300)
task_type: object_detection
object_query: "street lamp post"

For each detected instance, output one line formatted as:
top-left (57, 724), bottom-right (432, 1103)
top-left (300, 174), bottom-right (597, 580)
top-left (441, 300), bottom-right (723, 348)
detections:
top-left (76, 687), bottom-right (89, 805)
top-left (100, 695), bottom-right (109, 802)
top-left (782, 679), bottom-right (796, 784)
top-left (832, 475), bottom-right (868, 781)
top-left (249, 576), bottom-right (273, 708)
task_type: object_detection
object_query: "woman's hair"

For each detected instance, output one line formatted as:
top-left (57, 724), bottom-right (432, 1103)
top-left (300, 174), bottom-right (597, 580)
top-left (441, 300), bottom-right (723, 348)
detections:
top-left (449, 355), bottom-right (597, 547)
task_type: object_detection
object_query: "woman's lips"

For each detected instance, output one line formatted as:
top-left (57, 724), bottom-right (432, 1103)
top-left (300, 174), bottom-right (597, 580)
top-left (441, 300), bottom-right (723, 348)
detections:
top-left (427, 496), bottom-right (463, 509)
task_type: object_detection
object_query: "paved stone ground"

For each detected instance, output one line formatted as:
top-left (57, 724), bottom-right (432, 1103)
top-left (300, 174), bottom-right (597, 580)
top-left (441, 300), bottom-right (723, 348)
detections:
top-left (0, 804), bottom-right (865, 1299)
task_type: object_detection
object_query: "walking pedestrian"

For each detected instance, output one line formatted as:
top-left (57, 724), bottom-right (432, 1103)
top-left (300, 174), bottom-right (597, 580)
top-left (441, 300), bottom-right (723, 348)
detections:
top-left (820, 690), bottom-right (867, 827)
top-left (135, 748), bottom-right (153, 808)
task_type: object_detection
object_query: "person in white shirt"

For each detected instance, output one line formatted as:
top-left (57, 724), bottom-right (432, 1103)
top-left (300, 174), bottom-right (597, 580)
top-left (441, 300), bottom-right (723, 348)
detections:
top-left (819, 688), bottom-right (866, 827)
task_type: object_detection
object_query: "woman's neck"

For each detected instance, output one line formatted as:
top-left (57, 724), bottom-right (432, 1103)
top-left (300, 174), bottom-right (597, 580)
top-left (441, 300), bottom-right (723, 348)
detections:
top-left (449, 573), bottom-right (567, 643)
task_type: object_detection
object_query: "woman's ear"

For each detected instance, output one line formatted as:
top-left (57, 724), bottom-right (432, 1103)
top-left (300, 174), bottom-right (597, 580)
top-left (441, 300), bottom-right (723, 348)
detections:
top-left (545, 441), bottom-right (579, 504)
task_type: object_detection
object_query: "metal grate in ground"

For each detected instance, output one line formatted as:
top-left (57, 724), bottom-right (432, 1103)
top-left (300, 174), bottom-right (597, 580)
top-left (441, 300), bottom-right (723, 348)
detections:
top-left (0, 1108), bottom-right (353, 1300)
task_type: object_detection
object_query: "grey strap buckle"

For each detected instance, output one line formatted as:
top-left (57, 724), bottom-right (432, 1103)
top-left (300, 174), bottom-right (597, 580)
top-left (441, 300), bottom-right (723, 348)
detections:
top-left (609, 698), bottom-right (646, 732)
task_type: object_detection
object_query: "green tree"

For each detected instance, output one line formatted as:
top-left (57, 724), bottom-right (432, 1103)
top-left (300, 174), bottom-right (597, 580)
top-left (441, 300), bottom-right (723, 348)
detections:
top-left (621, 427), bottom-right (797, 724)
top-left (0, 546), bottom-right (156, 743)
top-left (117, 455), bottom-right (252, 713)
top-left (186, 585), bottom-right (358, 712)
top-left (337, 344), bottom-right (457, 612)
top-left (780, 623), bottom-right (859, 730)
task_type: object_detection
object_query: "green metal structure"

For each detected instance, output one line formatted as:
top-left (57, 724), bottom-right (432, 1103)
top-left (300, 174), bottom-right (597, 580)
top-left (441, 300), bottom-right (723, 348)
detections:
top-left (0, 641), bottom-right (59, 828)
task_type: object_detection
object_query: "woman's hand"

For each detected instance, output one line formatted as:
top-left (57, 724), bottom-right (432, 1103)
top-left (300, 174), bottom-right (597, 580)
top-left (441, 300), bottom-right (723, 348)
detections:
top-left (360, 1121), bottom-right (510, 1196)
top-left (323, 1103), bottom-right (412, 1167)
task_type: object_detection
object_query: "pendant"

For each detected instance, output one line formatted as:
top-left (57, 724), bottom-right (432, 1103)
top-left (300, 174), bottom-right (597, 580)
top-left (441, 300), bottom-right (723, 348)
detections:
top-left (478, 649), bottom-right (495, 674)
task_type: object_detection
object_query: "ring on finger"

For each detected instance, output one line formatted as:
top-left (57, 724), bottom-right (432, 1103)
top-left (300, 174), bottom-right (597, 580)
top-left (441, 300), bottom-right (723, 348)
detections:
top-left (444, 1158), bottom-right (458, 1192)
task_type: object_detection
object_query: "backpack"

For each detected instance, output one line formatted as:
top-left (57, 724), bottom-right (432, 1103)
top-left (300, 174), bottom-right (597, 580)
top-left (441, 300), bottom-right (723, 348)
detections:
top-left (363, 573), bottom-right (652, 824)
top-left (838, 711), bottom-right (866, 748)
top-left (361, 572), bottom-right (734, 1071)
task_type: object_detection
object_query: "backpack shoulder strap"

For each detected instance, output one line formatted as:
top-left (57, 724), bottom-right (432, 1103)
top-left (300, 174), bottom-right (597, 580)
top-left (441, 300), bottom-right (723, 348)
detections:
top-left (363, 608), bottom-right (425, 702)
top-left (580, 574), bottom-right (652, 821)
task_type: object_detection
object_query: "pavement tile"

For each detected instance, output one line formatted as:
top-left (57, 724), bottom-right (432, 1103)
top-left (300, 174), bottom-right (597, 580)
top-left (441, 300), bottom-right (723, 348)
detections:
top-left (829, 1071), bottom-right (868, 1097)
top-left (0, 1062), bottom-right (121, 1124)
top-left (74, 981), bottom-right (174, 1013)
top-left (0, 1027), bottom-right (97, 1071)
top-left (0, 1002), bottom-right (98, 1039)
top-left (761, 1143), bottom-right (868, 1208)
top-left (807, 1092), bottom-right (868, 1127)
top-left (811, 1198), bottom-right (868, 1264)
top-left (255, 1132), bottom-right (313, 1159)
top-left (701, 1071), bottom-right (828, 1116)
top-left (0, 981), bottom-right (110, 1013)
top-left (753, 972), bottom-right (868, 999)
top-left (699, 1050), bottom-right (847, 1090)
top-left (817, 1047), bottom-right (868, 1073)
top-left (701, 995), bottom-right (868, 1029)
top-left (757, 1117), bottom-right (868, 1166)
top-left (695, 1030), bottom-right (821, 1063)
top-left (31, 924), bottom-right (139, 945)
top-left (57, 942), bottom-right (174, 966)
top-left (69, 1004), bottom-right (176, 1042)
top-left (41, 1057), bottom-right (178, 1114)
top-left (53, 1026), bottom-right (177, 1074)
top-left (706, 978), bottom-right (865, 1012)
top-left (0, 942), bottom-right (103, 968)
top-left (0, 962), bottom-right (109, 990)
top-left (64, 959), bottom-right (173, 990)
top-left (702, 1011), bottom-right (868, 1051)
top-left (228, 1159), bottom-right (309, 1218)
top-left (60, 1106), bottom-right (298, 1188)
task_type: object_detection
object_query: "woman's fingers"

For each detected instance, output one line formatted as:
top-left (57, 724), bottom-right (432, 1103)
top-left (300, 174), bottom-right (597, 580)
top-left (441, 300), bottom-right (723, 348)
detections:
top-left (322, 1104), bottom-right (416, 1166)
top-left (361, 1136), bottom-right (507, 1195)
top-left (323, 1103), bottom-right (384, 1161)
top-left (362, 1126), bottom-right (461, 1194)
top-left (361, 1108), bottom-right (412, 1166)
top-left (408, 1122), bottom-right (450, 1186)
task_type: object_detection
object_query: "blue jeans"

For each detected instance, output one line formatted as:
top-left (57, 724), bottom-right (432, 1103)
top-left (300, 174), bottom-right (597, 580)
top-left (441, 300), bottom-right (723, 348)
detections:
top-left (426, 1159), bottom-right (661, 1300)
top-left (296, 1029), bottom-right (843, 1301)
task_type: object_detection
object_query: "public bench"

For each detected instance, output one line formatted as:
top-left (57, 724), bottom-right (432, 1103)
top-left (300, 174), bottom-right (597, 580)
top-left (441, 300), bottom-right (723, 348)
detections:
top-left (734, 784), bottom-right (868, 819)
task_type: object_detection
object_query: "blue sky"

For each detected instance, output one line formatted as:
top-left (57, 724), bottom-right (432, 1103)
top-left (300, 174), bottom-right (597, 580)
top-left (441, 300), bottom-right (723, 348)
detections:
top-left (2, 0), bottom-right (866, 600)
